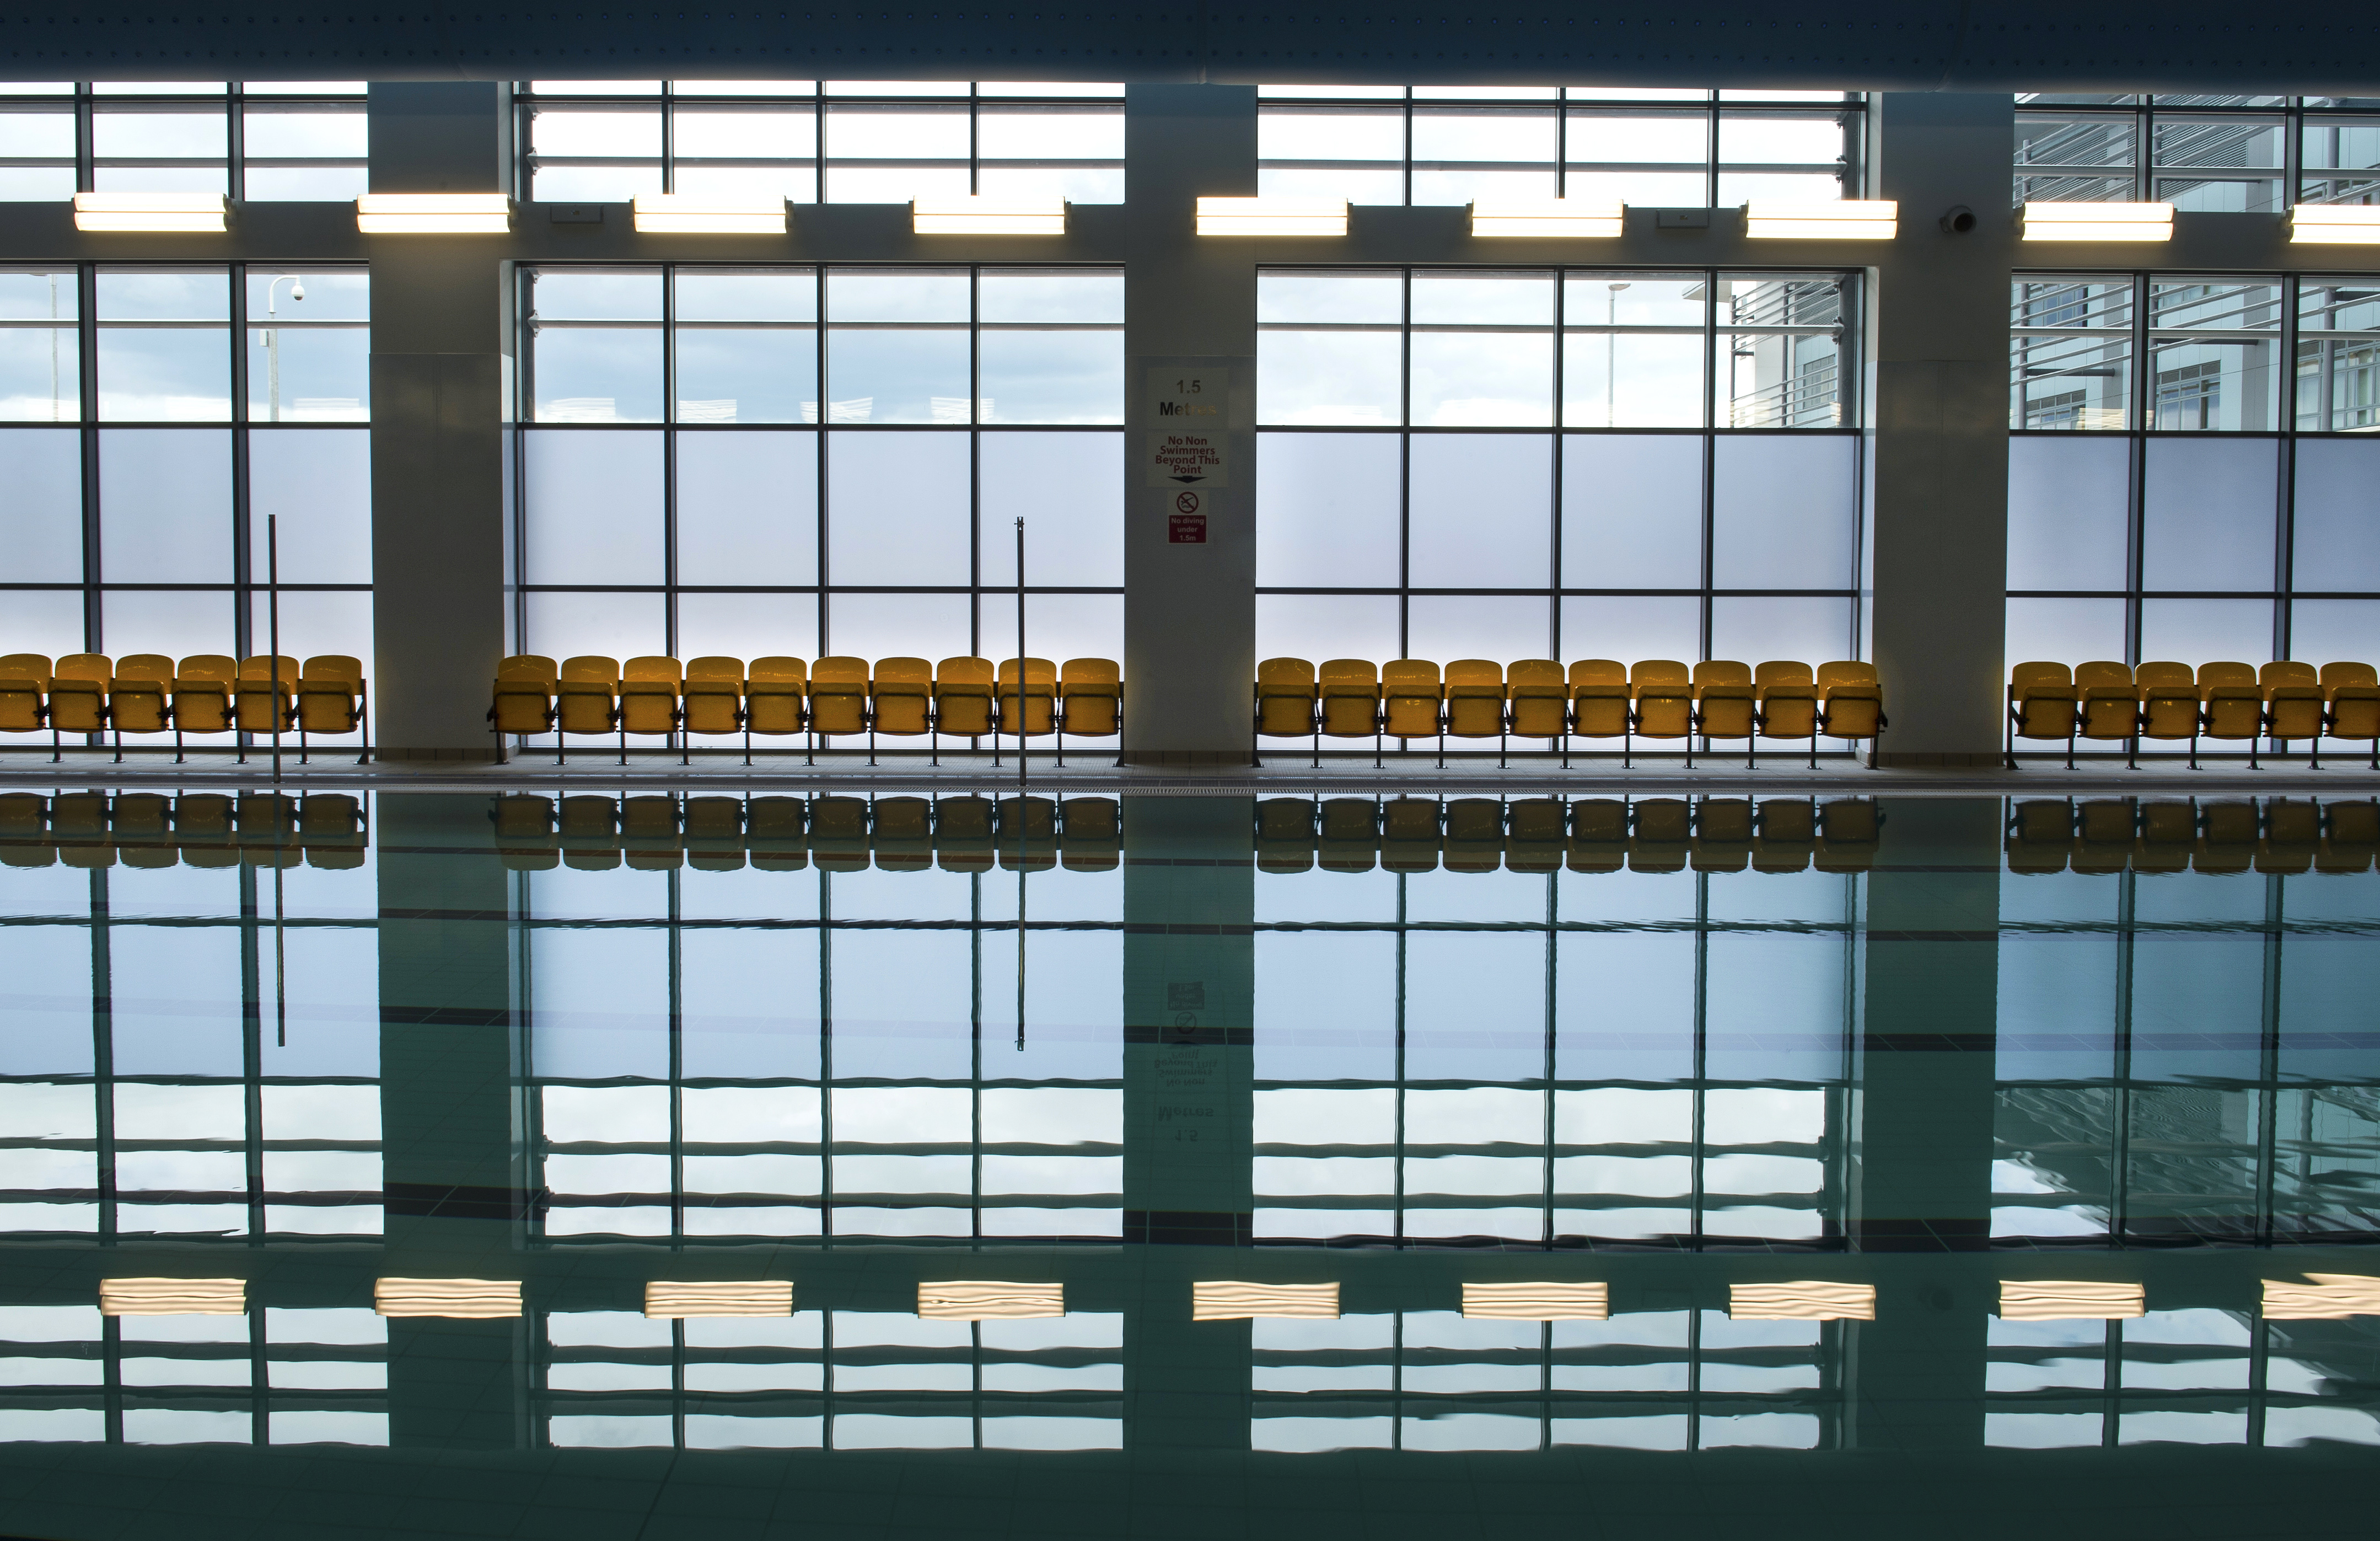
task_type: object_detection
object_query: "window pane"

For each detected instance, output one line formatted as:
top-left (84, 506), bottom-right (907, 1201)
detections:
top-left (2301, 116), bottom-right (2380, 205)
top-left (1409, 434), bottom-right (1550, 588)
top-left (2147, 280), bottom-right (2281, 431)
top-left (242, 589), bottom-right (374, 685)
top-left (677, 591), bottom-right (818, 664)
top-left (676, 429), bottom-right (818, 587)
top-left (2152, 116), bottom-right (2283, 213)
top-left (824, 429), bottom-right (969, 586)
top-left (2013, 277), bottom-right (2133, 430)
top-left (1710, 434), bottom-right (1855, 590)
top-left (0, 270), bottom-right (77, 420)
top-left (531, 106), bottom-right (662, 157)
top-left (0, 589), bottom-right (83, 665)
top-left (2291, 598), bottom-right (2380, 665)
top-left (246, 271), bottom-right (368, 422)
top-left (976, 164), bottom-right (1123, 203)
top-left (241, 105), bottom-right (366, 158)
top-left (1558, 594), bottom-right (1700, 665)
top-left (0, 427), bottom-right (82, 581)
top-left (1409, 271), bottom-right (1552, 427)
top-left (2015, 114), bottom-right (2136, 203)
top-left (1259, 108), bottom-right (1402, 164)
top-left (1720, 276), bottom-right (1845, 428)
top-left (824, 591), bottom-right (970, 668)
top-left (1560, 434), bottom-right (1702, 589)
top-left (523, 429), bottom-right (663, 585)
top-left (1259, 166), bottom-right (1403, 203)
top-left (672, 105), bottom-right (816, 159)
top-left (96, 270), bottom-right (230, 422)
top-left (2009, 436), bottom-right (2129, 591)
top-left (1406, 595), bottom-right (1547, 662)
top-left (530, 272), bottom-right (664, 423)
top-left (2295, 278), bottom-right (2380, 432)
top-left (1709, 596), bottom-right (1851, 665)
top-left (2137, 598), bottom-right (2273, 665)
top-left (977, 592), bottom-right (1124, 669)
top-left (1256, 593), bottom-right (1399, 667)
top-left (977, 106), bottom-right (1123, 159)
top-left (248, 428), bottom-right (370, 584)
top-left (825, 270), bottom-right (968, 421)
top-left (825, 104), bottom-right (968, 158)
top-left (2291, 437), bottom-right (2380, 592)
top-left (1256, 432), bottom-right (1400, 588)
top-left (979, 432), bottom-right (1122, 588)
top-left (1566, 111), bottom-right (1706, 165)
top-left (525, 589), bottom-right (665, 661)
top-left (2005, 597), bottom-right (2126, 673)
top-left (2141, 437), bottom-right (2276, 592)
top-left (979, 328), bottom-right (1122, 425)
top-left (532, 163), bottom-right (661, 202)
top-left (101, 587), bottom-right (233, 659)
top-left (98, 429), bottom-right (231, 583)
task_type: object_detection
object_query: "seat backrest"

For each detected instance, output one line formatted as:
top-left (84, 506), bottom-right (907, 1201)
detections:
top-left (2322, 661), bottom-right (2379, 689)
top-left (1508, 659), bottom-right (1563, 689)
top-left (1382, 659), bottom-right (1440, 692)
top-left (2010, 661), bottom-right (2071, 690)
top-left (497, 654), bottom-right (558, 683)
top-left (177, 654), bottom-right (237, 682)
top-left (1062, 657), bottom-right (1120, 688)
top-left (2073, 660), bottom-right (2132, 689)
top-left (812, 656), bottom-right (868, 686)
top-left (875, 656), bottom-right (932, 687)
top-left (1569, 659), bottom-right (1626, 687)
top-left (561, 655), bottom-right (620, 683)
top-left (1443, 658), bottom-right (1501, 688)
top-left (1755, 659), bottom-right (1814, 687)
top-left (749, 655), bottom-right (808, 684)
top-left (2261, 661), bottom-right (2317, 689)
top-left (622, 654), bottom-right (683, 683)
top-left (685, 656), bottom-right (743, 682)
top-left (0, 653), bottom-right (49, 680)
top-left (2196, 660), bottom-right (2257, 689)
top-left (1631, 659), bottom-right (1690, 687)
top-left (1318, 658), bottom-right (1377, 688)
top-left (302, 654), bottom-right (363, 683)
top-left (999, 657), bottom-right (1056, 686)
top-left (1693, 659), bottom-right (1752, 686)
top-left (1816, 660), bottom-right (1878, 689)
top-left (54, 654), bottom-right (111, 683)
top-left (116, 654), bottom-right (174, 681)
top-left (239, 654), bottom-right (300, 680)
top-left (938, 656), bottom-right (995, 686)
top-left (2136, 660), bottom-right (2194, 689)
top-left (1258, 657), bottom-right (1316, 690)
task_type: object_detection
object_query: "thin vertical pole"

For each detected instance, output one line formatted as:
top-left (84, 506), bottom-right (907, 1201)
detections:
top-left (1016, 517), bottom-right (1027, 788)
top-left (268, 514), bottom-right (283, 783)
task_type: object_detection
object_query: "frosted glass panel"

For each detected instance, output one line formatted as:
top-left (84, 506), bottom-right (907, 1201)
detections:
top-left (2009, 435), bottom-right (2128, 592)
top-left (978, 330), bottom-right (1123, 425)
top-left (1560, 434), bottom-right (1701, 589)
top-left (979, 432), bottom-right (1122, 587)
top-left (2005, 597), bottom-right (2126, 672)
top-left (98, 429), bottom-right (231, 584)
top-left (242, 590), bottom-right (372, 680)
top-left (1407, 596), bottom-right (1548, 662)
top-left (1, 590), bottom-right (84, 666)
top-left (977, 593), bottom-right (1123, 667)
top-left (1710, 435), bottom-right (1855, 589)
top-left (523, 431), bottom-right (664, 586)
top-left (0, 427), bottom-right (82, 582)
top-left (101, 588), bottom-right (232, 658)
top-left (1559, 595), bottom-right (1701, 664)
top-left (1257, 433), bottom-right (1400, 588)
top-left (2138, 599), bottom-right (2272, 665)
top-left (2291, 437), bottom-right (2380, 592)
top-left (247, 428), bottom-right (369, 585)
top-left (1257, 593), bottom-right (1399, 667)
top-left (1709, 597), bottom-right (1850, 665)
top-left (676, 592), bottom-right (817, 663)
top-left (825, 431), bottom-right (969, 587)
top-left (1408, 435), bottom-right (1550, 588)
top-left (825, 592), bottom-right (969, 663)
top-left (1561, 331), bottom-right (1706, 429)
top-left (2290, 599), bottom-right (2380, 665)
top-left (2141, 438), bottom-right (2276, 592)
top-left (675, 430), bottom-right (818, 587)
top-left (525, 590), bottom-right (665, 662)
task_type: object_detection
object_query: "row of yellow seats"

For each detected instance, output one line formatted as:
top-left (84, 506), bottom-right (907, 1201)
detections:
top-left (492, 792), bottom-right (1115, 874)
top-left (1255, 658), bottom-right (1884, 765)
top-left (490, 656), bottom-right (1122, 747)
top-left (0, 792), bottom-right (367, 872)
top-left (2006, 797), bottom-right (2377, 876)
top-left (0, 652), bottom-right (368, 763)
top-left (1256, 795), bottom-right (1880, 876)
top-left (2009, 661), bottom-right (2380, 769)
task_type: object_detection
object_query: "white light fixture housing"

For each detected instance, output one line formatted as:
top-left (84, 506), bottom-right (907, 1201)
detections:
top-left (2290, 203), bottom-right (2380, 245)
top-left (100, 1277), bottom-right (245, 1315)
top-left (917, 1281), bottom-right (1065, 1320)
top-left (356, 193), bottom-right (514, 234)
top-left (1195, 196), bottom-right (1349, 237)
top-left (1998, 1279), bottom-right (2145, 1320)
top-left (632, 194), bottom-right (787, 234)
top-left (1730, 1281), bottom-right (1877, 1321)
top-left (1470, 199), bottom-right (1625, 239)
top-left (73, 192), bottom-right (229, 233)
top-left (2021, 201), bottom-right (2174, 242)
top-left (911, 196), bottom-right (1067, 235)
top-left (1744, 199), bottom-right (1899, 240)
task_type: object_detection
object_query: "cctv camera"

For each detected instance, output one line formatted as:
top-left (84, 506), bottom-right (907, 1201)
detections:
top-left (1940, 205), bottom-right (1976, 234)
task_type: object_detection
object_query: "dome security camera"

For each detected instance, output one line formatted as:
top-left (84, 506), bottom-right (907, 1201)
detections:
top-left (1940, 205), bottom-right (1977, 234)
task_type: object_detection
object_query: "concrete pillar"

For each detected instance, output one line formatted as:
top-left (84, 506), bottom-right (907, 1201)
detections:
top-left (366, 84), bottom-right (513, 759)
top-left (1120, 85), bottom-right (1259, 764)
top-left (1867, 94), bottom-right (2016, 765)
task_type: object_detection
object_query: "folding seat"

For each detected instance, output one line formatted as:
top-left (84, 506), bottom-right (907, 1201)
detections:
top-left (2195, 801), bottom-right (2258, 874)
top-left (46, 654), bottom-right (111, 758)
top-left (742, 657), bottom-right (809, 759)
top-left (490, 654), bottom-right (558, 758)
top-left (52, 792), bottom-right (111, 870)
top-left (871, 658), bottom-right (934, 763)
top-left (1059, 797), bottom-right (1121, 872)
top-left (174, 793), bottom-right (239, 869)
top-left (1691, 798), bottom-right (1753, 872)
top-left (1753, 798), bottom-right (1816, 873)
top-left (2132, 801), bottom-right (2195, 874)
top-left (2003, 799), bottom-right (2073, 876)
top-left (556, 656), bottom-right (620, 764)
top-left (1566, 659), bottom-right (1631, 766)
top-left (997, 796), bottom-right (1059, 871)
top-left (1255, 797), bottom-right (1317, 874)
top-left (2070, 799), bottom-right (2134, 874)
top-left (996, 658), bottom-right (1058, 764)
top-left (2257, 799), bottom-right (2319, 876)
top-left (1814, 799), bottom-right (1881, 873)
top-left (807, 658), bottom-right (871, 755)
top-left (683, 797), bottom-right (745, 872)
top-left (492, 794), bottom-right (559, 871)
top-left (619, 656), bottom-right (684, 765)
top-left (2195, 662), bottom-right (2264, 769)
top-left (934, 797), bottom-right (997, 874)
top-left (1381, 660), bottom-right (1444, 765)
top-left (111, 793), bottom-right (177, 871)
top-left (1317, 659), bottom-right (1381, 761)
top-left (235, 654), bottom-right (299, 744)
top-left (872, 795), bottom-right (934, 872)
top-left (237, 793), bottom-right (303, 869)
top-left (1567, 798), bottom-right (1628, 874)
top-left (2133, 661), bottom-right (2200, 766)
top-left (169, 654), bottom-right (239, 762)
top-left (1059, 659), bottom-right (1122, 763)
top-left (1255, 658), bottom-right (1319, 761)
top-left (1815, 662), bottom-right (1887, 763)
top-left (680, 658), bottom-right (745, 761)
top-left (2322, 662), bottom-right (2380, 770)
top-left (2073, 661), bottom-right (2138, 763)
top-left (1753, 662), bottom-right (1821, 769)
top-left (1318, 797), bottom-right (1380, 873)
top-left (1380, 797), bottom-right (1442, 873)
top-left (558, 794), bottom-right (621, 871)
top-left (1690, 661), bottom-right (1756, 769)
top-left (746, 795), bottom-right (809, 872)
top-left (1505, 798), bottom-right (1564, 873)
top-left (2006, 662), bottom-right (2078, 767)
top-left (0, 793), bottom-right (51, 869)
top-left (1506, 659), bottom-right (1567, 751)
top-left (1630, 798), bottom-right (1690, 872)
top-left (299, 794), bottom-right (367, 871)
top-left (1442, 660), bottom-right (1507, 764)
top-left (2261, 661), bottom-right (2324, 754)
top-left (810, 795), bottom-right (871, 872)
top-left (934, 657), bottom-right (997, 746)
top-left (296, 655), bottom-right (368, 764)
top-left (104, 655), bottom-right (174, 763)
top-left (2318, 799), bottom-right (2378, 874)
top-left (1442, 798), bottom-right (1504, 874)
top-left (0, 655), bottom-right (47, 742)
top-left (1629, 662), bottom-right (1693, 767)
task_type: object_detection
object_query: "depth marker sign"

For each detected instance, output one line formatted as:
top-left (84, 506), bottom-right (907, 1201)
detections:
top-left (1146, 367), bottom-right (1228, 488)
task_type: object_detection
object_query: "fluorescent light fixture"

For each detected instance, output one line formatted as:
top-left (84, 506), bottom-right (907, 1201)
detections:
top-left (1195, 196), bottom-right (1348, 237)
top-left (1998, 1279), bottom-right (2144, 1320)
top-left (1470, 199), bottom-right (1625, 239)
top-left (1744, 199), bottom-right (1898, 240)
top-left (73, 192), bottom-right (228, 233)
top-left (374, 1277), bottom-right (522, 1318)
top-left (917, 1281), bottom-right (1063, 1320)
top-left (1191, 1281), bottom-right (1339, 1320)
top-left (2263, 1274), bottom-right (2380, 1319)
top-left (633, 194), bottom-right (786, 234)
top-left (100, 1277), bottom-right (244, 1316)
top-left (2291, 203), bottom-right (2380, 244)
top-left (646, 1280), bottom-right (793, 1318)
top-left (1462, 1281), bottom-right (1609, 1320)
top-left (1730, 1281), bottom-right (1876, 1321)
top-left (356, 193), bottom-right (513, 234)
top-left (2021, 201), bottom-right (2173, 241)
top-left (911, 196), bottom-right (1066, 235)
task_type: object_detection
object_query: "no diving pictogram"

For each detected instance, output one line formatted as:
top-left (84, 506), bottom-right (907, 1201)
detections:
top-left (1174, 491), bottom-right (1202, 516)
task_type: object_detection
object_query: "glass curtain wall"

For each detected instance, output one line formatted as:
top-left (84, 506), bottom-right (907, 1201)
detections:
top-left (2014, 92), bottom-right (2380, 212)
top-left (514, 264), bottom-right (1123, 680)
top-left (2007, 272), bottom-right (2380, 672)
top-left (1255, 267), bottom-right (1861, 677)
top-left (1257, 86), bottom-right (1862, 207)
top-left (0, 264), bottom-right (373, 722)
top-left (0, 80), bottom-right (368, 202)
top-left (518, 80), bottom-right (1125, 205)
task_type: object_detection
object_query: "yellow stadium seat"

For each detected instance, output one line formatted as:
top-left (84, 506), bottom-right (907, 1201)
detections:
top-left (1506, 659), bottom-right (1566, 750)
top-left (108, 655), bottom-right (175, 763)
top-left (935, 796), bottom-right (996, 873)
top-left (1506, 798), bottom-right (1564, 873)
top-left (1751, 661), bottom-right (1820, 768)
top-left (1317, 660), bottom-right (1380, 759)
top-left (2322, 662), bottom-right (2379, 769)
top-left (556, 656), bottom-right (620, 764)
top-left (1690, 660), bottom-right (1755, 769)
top-left (1568, 797), bottom-right (1626, 873)
top-left (681, 657), bottom-right (745, 759)
top-left (2133, 660), bottom-right (2199, 765)
top-left (559, 794), bottom-right (620, 871)
top-left (2073, 660), bottom-right (2136, 761)
top-left (170, 654), bottom-right (239, 761)
top-left (1256, 797), bottom-right (1316, 874)
top-left (1256, 657), bottom-right (1319, 763)
top-left (1567, 659), bottom-right (1630, 767)
top-left (746, 794), bottom-right (809, 871)
top-left (1443, 659), bottom-right (1506, 765)
top-left (1380, 660), bottom-right (1443, 764)
top-left (1318, 797), bottom-right (1379, 873)
top-left (996, 658), bottom-right (1057, 760)
top-left (871, 657), bottom-right (933, 764)
top-left (295, 654), bottom-right (367, 764)
top-left (1815, 662), bottom-right (1886, 761)
top-left (744, 656), bottom-right (809, 759)
top-left (619, 655), bottom-right (684, 764)
top-left (2197, 661), bottom-right (2263, 769)
top-left (2006, 662), bottom-right (2078, 767)
top-left (490, 654), bottom-right (558, 759)
top-left (1630, 661), bottom-right (1693, 767)
top-left (2261, 661), bottom-right (2323, 752)
top-left (0, 654), bottom-right (47, 739)
top-left (236, 654), bottom-right (298, 745)
top-left (46, 654), bottom-right (110, 757)
top-left (935, 657), bottom-right (997, 742)
top-left (1059, 658), bottom-right (1121, 763)
top-left (808, 657), bottom-right (870, 750)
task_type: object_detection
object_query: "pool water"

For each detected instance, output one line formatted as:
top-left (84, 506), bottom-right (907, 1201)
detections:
top-left (0, 790), bottom-right (2373, 1539)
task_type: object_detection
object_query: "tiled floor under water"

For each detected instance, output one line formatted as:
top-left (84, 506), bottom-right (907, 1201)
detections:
top-left (0, 788), bottom-right (2372, 1539)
